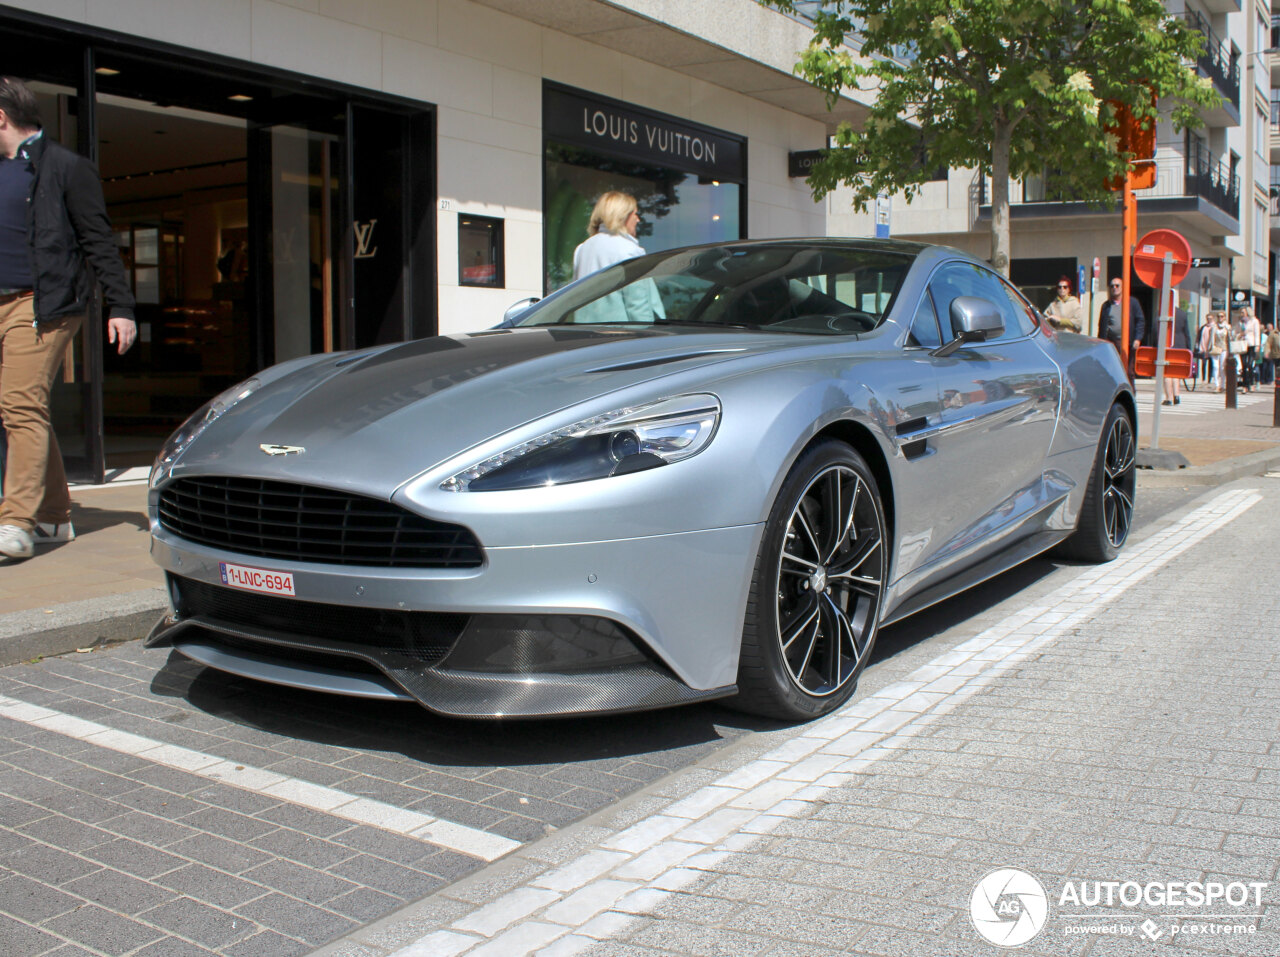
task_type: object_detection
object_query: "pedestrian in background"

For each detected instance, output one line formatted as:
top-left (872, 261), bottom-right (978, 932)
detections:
top-left (1194, 313), bottom-right (1212, 384)
top-left (0, 76), bottom-right (136, 561)
top-left (573, 191), bottom-right (646, 280)
top-left (1263, 322), bottom-right (1280, 386)
top-left (1161, 305), bottom-right (1191, 406)
top-left (1097, 277), bottom-right (1145, 365)
top-left (569, 191), bottom-right (664, 324)
top-left (1207, 311), bottom-right (1229, 392)
top-left (1044, 275), bottom-right (1082, 333)
top-left (1240, 306), bottom-right (1261, 392)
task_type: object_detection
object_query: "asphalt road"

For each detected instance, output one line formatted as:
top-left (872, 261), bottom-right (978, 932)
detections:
top-left (0, 478), bottom-right (1220, 956)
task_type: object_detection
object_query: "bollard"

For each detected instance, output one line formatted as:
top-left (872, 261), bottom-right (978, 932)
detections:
top-left (1274, 380), bottom-right (1280, 428)
top-left (1225, 354), bottom-right (1237, 409)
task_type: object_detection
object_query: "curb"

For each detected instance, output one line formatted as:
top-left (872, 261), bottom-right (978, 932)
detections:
top-left (0, 588), bottom-right (167, 667)
top-left (1137, 444), bottom-right (1280, 487)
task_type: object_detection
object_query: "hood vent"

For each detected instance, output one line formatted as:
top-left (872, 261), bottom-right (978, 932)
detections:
top-left (586, 349), bottom-right (745, 374)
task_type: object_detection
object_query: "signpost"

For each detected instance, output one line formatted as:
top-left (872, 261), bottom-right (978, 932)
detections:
top-left (1132, 229), bottom-right (1192, 458)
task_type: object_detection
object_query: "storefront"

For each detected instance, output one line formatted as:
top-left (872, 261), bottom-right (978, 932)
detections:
top-left (3, 1), bottom-right (837, 484)
top-left (541, 83), bottom-right (747, 292)
top-left (2, 7), bottom-right (435, 482)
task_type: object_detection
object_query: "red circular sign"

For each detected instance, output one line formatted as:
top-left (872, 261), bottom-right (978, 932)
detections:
top-left (1133, 229), bottom-right (1191, 288)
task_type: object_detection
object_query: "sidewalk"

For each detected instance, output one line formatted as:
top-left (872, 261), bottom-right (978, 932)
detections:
top-left (0, 380), bottom-right (1277, 668)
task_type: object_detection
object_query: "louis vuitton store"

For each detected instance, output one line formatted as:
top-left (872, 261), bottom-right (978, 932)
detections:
top-left (3, 8), bottom-right (436, 482)
top-left (3, 0), bottom-right (835, 483)
top-left (541, 83), bottom-right (747, 292)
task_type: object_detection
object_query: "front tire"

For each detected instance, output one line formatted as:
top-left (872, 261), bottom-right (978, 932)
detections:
top-left (1058, 402), bottom-right (1135, 563)
top-left (729, 441), bottom-right (887, 720)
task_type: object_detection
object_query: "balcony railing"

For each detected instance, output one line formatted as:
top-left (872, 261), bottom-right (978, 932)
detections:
top-left (1186, 11), bottom-right (1240, 108)
top-left (980, 155), bottom-right (1240, 220)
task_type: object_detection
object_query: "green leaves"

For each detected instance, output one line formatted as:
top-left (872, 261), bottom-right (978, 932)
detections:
top-left (760, 0), bottom-right (1220, 270)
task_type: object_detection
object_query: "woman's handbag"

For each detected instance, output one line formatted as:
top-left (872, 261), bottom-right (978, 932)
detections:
top-left (1229, 339), bottom-right (1248, 354)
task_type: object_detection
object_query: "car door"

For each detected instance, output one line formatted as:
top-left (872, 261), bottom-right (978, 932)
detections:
top-left (917, 261), bottom-right (1062, 573)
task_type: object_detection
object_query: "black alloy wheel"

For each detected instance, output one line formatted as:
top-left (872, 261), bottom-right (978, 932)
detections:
top-left (1058, 402), bottom-right (1135, 562)
top-left (1101, 410), bottom-right (1136, 549)
top-left (731, 441), bottom-right (887, 720)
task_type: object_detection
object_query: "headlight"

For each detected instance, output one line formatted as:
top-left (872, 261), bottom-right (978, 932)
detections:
top-left (442, 394), bottom-right (721, 492)
top-left (149, 377), bottom-right (261, 488)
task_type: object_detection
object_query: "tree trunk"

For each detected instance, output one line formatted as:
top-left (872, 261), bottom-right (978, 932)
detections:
top-left (989, 118), bottom-right (1012, 277)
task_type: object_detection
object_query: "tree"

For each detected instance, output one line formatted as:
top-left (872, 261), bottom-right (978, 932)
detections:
top-left (761, 0), bottom-right (1221, 274)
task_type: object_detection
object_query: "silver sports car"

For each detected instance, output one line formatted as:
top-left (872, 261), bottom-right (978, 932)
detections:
top-left (146, 239), bottom-right (1136, 721)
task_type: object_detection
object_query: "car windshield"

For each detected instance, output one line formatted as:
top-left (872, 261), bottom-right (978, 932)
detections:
top-left (516, 244), bottom-right (914, 335)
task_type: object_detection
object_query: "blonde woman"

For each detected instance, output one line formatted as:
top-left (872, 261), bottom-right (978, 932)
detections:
top-left (1209, 311), bottom-right (1229, 392)
top-left (573, 191), bottom-right (645, 280)
top-left (570, 191), bottom-right (664, 323)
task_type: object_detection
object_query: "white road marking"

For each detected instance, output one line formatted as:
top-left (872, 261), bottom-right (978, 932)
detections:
top-left (367, 488), bottom-right (1262, 956)
top-left (1135, 389), bottom-right (1269, 415)
top-left (0, 695), bottom-right (520, 862)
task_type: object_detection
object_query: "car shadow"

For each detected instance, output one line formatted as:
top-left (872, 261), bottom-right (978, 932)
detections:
top-left (150, 649), bottom-right (785, 769)
top-left (146, 555), bottom-right (1061, 768)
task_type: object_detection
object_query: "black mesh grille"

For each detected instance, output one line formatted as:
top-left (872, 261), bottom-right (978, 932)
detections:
top-left (158, 476), bottom-right (483, 568)
top-left (175, 576), bottom-right (468, 663)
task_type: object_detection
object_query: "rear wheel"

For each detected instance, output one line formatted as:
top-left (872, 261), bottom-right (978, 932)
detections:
top-left (1058, 402), bottom-right (1135, 563)
top-left (729, 441), bottom-right (887, 720)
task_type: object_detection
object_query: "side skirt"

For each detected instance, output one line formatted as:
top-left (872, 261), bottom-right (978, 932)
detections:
top-left (879, 528), bottom-right (1069, 629)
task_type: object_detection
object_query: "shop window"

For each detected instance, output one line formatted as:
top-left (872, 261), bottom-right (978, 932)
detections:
top-left (459, 215), bottom-right (504, 288)
top-left (543, 147), bottom-right (741, 292)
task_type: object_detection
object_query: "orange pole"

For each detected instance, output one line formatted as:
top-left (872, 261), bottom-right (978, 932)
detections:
top-left (1121, 176), bottom-right (1135, 371)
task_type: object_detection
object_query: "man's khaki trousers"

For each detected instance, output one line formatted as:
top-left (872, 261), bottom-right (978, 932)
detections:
top-left (0, 294), bottom-right (82, 532)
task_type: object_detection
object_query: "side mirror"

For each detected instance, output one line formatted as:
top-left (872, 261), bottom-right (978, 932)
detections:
top-left (498, 297), bottom-right (541, 327)
top-left (930, 296), bottom-right (1004, 357)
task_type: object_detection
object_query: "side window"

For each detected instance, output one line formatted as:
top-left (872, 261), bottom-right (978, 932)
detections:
top-left (907, 293), bottom-right (942, 348)
top-left (995, 276), bottom-right (1040, 337)
top-left (926, 262), bottom-right (1025, 342)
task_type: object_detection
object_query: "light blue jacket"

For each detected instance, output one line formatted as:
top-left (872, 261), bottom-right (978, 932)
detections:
top-left (570, 229), bottom-right (665, 324)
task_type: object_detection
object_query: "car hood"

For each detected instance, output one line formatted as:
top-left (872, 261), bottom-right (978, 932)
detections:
top-left (170, 326), bottom-right (819, 493)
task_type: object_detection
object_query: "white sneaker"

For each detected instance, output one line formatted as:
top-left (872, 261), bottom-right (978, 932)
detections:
top-left (33, 522), bottom-right (75, 546)
top-left (0, 524), bottom-right (34, 560)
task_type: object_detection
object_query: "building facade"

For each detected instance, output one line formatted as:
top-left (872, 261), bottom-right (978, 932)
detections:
top-left (1, 0), bottom-right (867, 482)
top-left (829, 0), bottom-right (1270, 341)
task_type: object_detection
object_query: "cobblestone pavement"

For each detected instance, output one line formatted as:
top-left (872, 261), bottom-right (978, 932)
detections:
top-left (316, 476), bottom-right (1280, 957)
top-left (0, 651), bottom-right (767, 955)
top-left (0, 480), bottom-right (1247, 957)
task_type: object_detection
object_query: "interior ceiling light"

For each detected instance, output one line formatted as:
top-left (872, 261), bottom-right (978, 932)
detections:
top-left (94, 67), bottom-right (120, 76)
top-left (228, 94), bottom-right (253, 102)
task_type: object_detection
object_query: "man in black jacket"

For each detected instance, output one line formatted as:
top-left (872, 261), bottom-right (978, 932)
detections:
top-left (0, 76), bottom-right (135, 561)
top-left (1097, 276), bottom-right (1146, 359)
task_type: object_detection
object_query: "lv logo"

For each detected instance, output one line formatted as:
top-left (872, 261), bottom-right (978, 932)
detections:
top-left (354, 219), bottom-right (378, 259)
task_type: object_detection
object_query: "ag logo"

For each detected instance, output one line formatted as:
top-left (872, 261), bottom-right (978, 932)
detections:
top-left (970, 867), bottom-right (1048, 948)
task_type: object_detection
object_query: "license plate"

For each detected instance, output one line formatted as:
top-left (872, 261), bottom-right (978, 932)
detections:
top-left (219, 561), bottom-right (295, 597)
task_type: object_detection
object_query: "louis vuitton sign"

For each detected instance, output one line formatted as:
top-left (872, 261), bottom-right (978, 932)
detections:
top-left (544, 83), bottom-right (745, 182)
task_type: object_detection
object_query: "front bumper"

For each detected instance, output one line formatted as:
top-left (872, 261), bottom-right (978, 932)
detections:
top-left (148, 521), bottom-right (762, 718)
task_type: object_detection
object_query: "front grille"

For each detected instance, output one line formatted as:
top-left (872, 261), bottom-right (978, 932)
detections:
top-left (158, 476), bottom-right (483, 568)
top-left (175, 576), bottom-right (468, 663)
